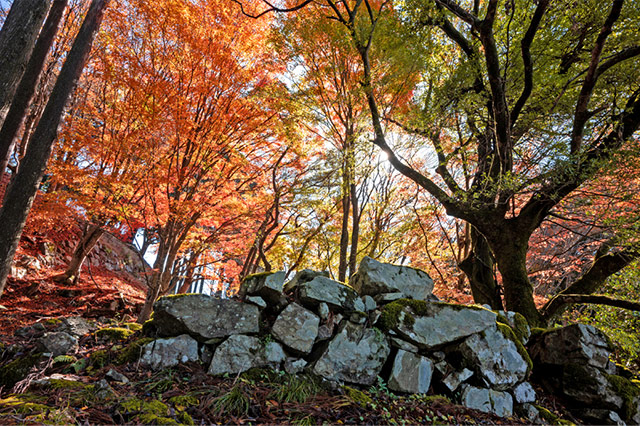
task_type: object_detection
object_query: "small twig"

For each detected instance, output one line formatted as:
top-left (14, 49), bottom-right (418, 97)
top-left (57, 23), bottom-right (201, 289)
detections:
top-left (86, 260), bottom-right (103, 291)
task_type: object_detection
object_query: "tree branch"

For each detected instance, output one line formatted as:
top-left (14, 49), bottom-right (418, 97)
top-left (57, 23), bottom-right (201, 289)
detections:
top-left (510, 0), bottom-right (549, 126)
top-left (230, 0), bottom-right (314, 19)
top-left (570, 0), bottom-right (623, 154)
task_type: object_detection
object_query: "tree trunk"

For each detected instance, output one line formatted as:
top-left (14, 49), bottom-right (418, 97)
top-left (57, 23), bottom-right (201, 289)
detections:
top-left (0, 0), bottom-right (110, 298)
top-left (337, 187), bottom-right (350, 282)
top-left (459, 227), bottom-right (502, 309)
top-left (491, 236), bottom-right (543, 326)
top-left (0, 0), bottom-right (67, 183)
top-left (0, 0), bottom-right (52, 126)
top-left (54, 222), bottom-right (103, 285)
top-left (348, 182), bottom-right (359, 280)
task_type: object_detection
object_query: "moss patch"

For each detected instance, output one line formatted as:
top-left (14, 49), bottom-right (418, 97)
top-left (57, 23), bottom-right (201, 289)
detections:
top-left (89, 349), bottom-right (110, 368)
top-left (343, 386), bottom-right (372, 407)
top-left (116, 337), bottom-right (155, 364)
top-left (606, 374), bottom-right (640, 420)
top-left (0, 353), bottom-right (42, 388)
top-left (0, 395), bottom-right (50, 414)
top-left (95, 327), bottom-right (135, 341)
top-left (496, 322), bottom-right (533, 374)
top-left (47, 379), bottom-right (86, 390)
top-left (562, 363), bottom-right (600, 390)
top-left (122, 322), bottom-right (143, 331)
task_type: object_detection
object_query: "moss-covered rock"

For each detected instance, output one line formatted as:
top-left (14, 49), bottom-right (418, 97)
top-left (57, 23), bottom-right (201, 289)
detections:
top-left (115, 337), bottom-right (155, 365)
top-left (122, 322), bottom-right (143, 331)
top-left (343, 385), bottom-right (372, 407)
top-left (95, 327), bottom-right (135, 342)
top-left (89, 349), bottom-right (110, 368)
top-left (496, 322), bottom-right (533, 374)
top-left (121, 398), bottom-right (174, 424)
top-left (606, 374), bottom-right (640, 421)
top-left (0, 395), bottom-right (51, 414)
top-left (0, 353), bottom-right (42, 389)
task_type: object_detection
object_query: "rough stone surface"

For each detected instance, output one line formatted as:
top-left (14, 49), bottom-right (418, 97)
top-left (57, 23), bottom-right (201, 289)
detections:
top-left (271, 303), bottom-right (320, 354)
top-left (313, 322), bottom-right (390, 385)
top-left (460, 385), bottom-right (513, 418)
top-left (503, 311), bottom-right (531, 344)
top-left (561, 364), bottom-right (623, 409)
top-left (516, 403), bottom-right (541, 424)
top-left (458, 325), bottom-right (529, 390)
top-left (362, 296), bottom-right (377, 311)
top-left (284, 358), bottom-right (308, 375)
top-left (284, 269), bottom-right (329, 293)
top-left (39, 332), bottom-right (78, 356)
top-left (140, 334), bottom-right (199, 370)
top-left (512, 382), bottom-right (536, 404)
top-left (388, 350), bottom-right (433, 394)
top-left (390, 337), bottom-right (419, 353)
top-left (351, 256), bottom-right (434, 300)
top-left (245, 296), bottom-right (267, 309)
top-left (393, 303), bottom-right (497, 350)
top-left (153, 294), bottom-right (259, 340)
top-left (318, 303), bottom-right (330, 320)
top-left (299, 276), bottom-right (360, 312)
top-left (374, 292), bottom-right (405, 304)
top-left (57, 317), bottom-right (93, 337)
top-left (239, 271), bottom-right (285, 305)
top-left (208, 335), bottom-right (285, 376)
top-left (442, 368), bottom-right (474, 392)
top-left (529, 323), bottom-right (612, 369)
top-left (577, 409), bottom-right (625, 425)
top-left (106, 369), bottom-right (129, 384)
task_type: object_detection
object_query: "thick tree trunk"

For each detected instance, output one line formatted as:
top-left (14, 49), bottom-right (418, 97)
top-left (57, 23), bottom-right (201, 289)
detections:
top-left (54, 223), bottom-right (103, 285)
top-left (491, 237), bottom-right (543, 326)
top-left (348, 182), bottom-right (359, 279)
top-left (0, 0), bottom-right (52, 126)
top-left (0, 0), bottom-right (67, 183)
top-left (0, 0), bottom-right (110, 298)
top-left (459, 228), bottom-right (502, 309)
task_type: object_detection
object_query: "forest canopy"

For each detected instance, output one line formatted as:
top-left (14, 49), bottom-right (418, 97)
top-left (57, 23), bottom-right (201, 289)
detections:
top-left (0, 0), bottom-right (638, 329)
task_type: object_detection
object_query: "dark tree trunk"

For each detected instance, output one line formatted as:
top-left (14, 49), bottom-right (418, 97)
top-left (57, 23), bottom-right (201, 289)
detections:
top-left (0, 0), bottom-right (52, 126)
top-left (0, 0), bottom-right (67, 183)
top-left (0, 0), bottom-right (110, 298)
top-left (459, 227), bottom-right (502, 309)
top-left (491, 235), bottom-right (543, 326)
top-left (348, 182), bottom-right (359, 279)
top-left (338, 186), bottom-right (350, 282)
top-left (54, 222), bottom-right (103, 285)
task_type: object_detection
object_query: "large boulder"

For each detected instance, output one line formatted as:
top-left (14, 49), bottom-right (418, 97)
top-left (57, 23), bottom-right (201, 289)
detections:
top-left (139, 334), bottom-right (199, 370)
top-left (561, 364), bottom-right (623, 409)
top-left (39, 332), bottom-right (78, 356)
top-left (238, 271), bottom-right (286, 305)
top-left (284, 269), bottom-right (329, 293)
top-left (380, 300), bottom-right (497, 350)
top-left (298, 276), bottom-right (361, 313)
top-left (459, 385), bottom-right (513, 418)
top-left (457, 324), bottom-right (530, 391)
top-left (152, 294), bottom-right (259, 340)
top-left (208, 335), bottom-right (285, 376)
top-left (529, 323), bottom-right (612, 370)
top-left (57, 317), bottom-right (93, 338)
top-left (388, 350), bottom-right (433, 394)
top-left (351, 257), bottom-right (434, 301)
top-left (312, 322), bottom-right (390, 385)
top-left (271, 303), bottom-right (320, 354)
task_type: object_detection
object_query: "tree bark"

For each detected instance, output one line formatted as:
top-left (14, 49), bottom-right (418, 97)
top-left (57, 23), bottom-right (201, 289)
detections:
top-left (348, 182), bottom-right (359, 280)
top-left (54, 222), bottom-right (103, 285)
top-left (0, 0), bottom-right (67, 183)
top-left (459, 227), bottom-right (502, 309)
top-left (0, 0), bottom-right (52, 126)
top-left (0, 0), bottom-right (110, 298)
top-left (337, 185), bottom-right (350, 282)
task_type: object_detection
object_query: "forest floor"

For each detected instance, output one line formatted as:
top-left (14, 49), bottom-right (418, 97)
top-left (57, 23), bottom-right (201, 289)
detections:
top-left (0, 232), bottom-right (578, 425)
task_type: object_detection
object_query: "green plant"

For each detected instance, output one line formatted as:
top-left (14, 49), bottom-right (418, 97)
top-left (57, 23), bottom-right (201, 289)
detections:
top-left (212, 385), bottom-right (251, 417)
top-left (268, 374), bottom-right (322, 404)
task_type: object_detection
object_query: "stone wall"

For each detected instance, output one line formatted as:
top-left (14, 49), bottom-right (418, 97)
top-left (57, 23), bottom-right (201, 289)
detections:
top-left (141, 256), bottom-right (640, 424)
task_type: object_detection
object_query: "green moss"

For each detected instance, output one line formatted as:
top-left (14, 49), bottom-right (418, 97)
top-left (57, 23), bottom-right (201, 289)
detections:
top-left (343, 386), bottom-right (372, 407)
top-left (115, 337), bottom-right (154, 365)
top-left (122, 322), bottom-right (143, 331)
top-left (534, 405), bottom-right (561, 424)
top-left (379, 299), bottom-right (428, 330)
top-left (177, 411), bottom-right (195, 425)
top-left (606, 374), bottom-right (640, 420)
top-left (121, 398), bottom-right (169, 415)
top-left (159, 293), bottom-right (199, 300)
top-left (168, 395), bottom-right (199, 410)
top-left (89, 349), bottom-right (110, 368)
top-left (0, 353), bottom-right (42, 388)
top-left (0, 395), bottom-right (50, 414)
top-left (138, 414), bottom-right (178, 425)
top-left (496, 323), bottom-right (533, 374)
top-left (240, 367), bottom-right (280, 383)
top-left (95, 327), bottom-right (135, 341)
top-left (243, 271), bottom-right (274, 281)
top-left (47, 379), bottom-right (86, 390)
top-left (53, 354), bottom-right (77, 365)
top-left (45, 318), bottom-right (62, 325)
top-left (141, 319), bottom-right (157, 336)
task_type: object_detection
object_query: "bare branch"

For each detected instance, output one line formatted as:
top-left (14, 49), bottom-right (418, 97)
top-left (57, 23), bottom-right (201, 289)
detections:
top-left (230, 0), bottom-right (314, 19)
